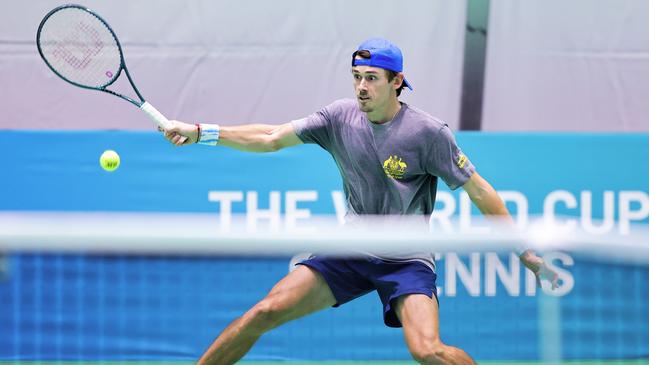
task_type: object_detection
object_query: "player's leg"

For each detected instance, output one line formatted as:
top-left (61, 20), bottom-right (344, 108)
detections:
top-left (371, 259), bottom-right (476, 365)
top-left (196, 265), bottom-right (336, 365)
top-left (395, 294), bottom-right (477, 365)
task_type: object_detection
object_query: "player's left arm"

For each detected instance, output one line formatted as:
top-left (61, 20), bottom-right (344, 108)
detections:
top-left (462, 172), bottom-right (559, 289)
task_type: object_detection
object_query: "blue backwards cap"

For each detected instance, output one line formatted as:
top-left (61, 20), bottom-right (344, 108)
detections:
top-left (352, 37), bottom-right (413, 90)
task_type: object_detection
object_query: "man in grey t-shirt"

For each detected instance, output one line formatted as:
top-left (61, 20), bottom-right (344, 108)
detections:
top-left (164, 38), bottom-right (558, 365)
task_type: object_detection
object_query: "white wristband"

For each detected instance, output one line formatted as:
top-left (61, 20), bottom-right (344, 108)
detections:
top-left (198, 123), bottom-right (220, 146)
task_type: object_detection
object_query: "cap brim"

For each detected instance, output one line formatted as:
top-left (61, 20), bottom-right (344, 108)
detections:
top-left (403, 78), bottom-right (413, 91)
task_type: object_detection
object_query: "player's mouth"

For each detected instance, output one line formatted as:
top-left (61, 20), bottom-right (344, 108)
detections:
top-left (358, 95), bottom-right (371, 102)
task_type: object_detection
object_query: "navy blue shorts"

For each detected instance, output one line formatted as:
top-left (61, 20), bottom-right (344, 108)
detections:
top-left (297, 255), bottom-right (438, 328)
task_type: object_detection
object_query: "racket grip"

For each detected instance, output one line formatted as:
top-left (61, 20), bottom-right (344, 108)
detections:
top-left (140, 101), bottom-right (170, 130)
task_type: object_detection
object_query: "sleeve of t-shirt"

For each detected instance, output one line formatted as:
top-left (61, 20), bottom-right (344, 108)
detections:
top-left (425, 125), bottom-right (475, 190)
top-left (290, 101), bottom-right (340, 150)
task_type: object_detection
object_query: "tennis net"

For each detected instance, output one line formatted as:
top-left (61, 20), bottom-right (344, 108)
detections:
top-left (0, 212), bottom-right (648, 364)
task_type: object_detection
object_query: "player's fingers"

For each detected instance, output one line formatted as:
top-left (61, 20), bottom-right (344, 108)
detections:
top-left (536, 266), bottom-right (559, 290)
top-left (173, 134), bottom-right (190, 147)
top-left (550, 272), bottom-right (559, 289)
top-left (171, 134), bottom-right (183, 146)
top-left (539, 264), bottom-right (558, 290)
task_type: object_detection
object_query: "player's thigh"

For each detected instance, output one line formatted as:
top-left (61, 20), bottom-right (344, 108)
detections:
top-left (259, 264), bottom-right (336, 322)
top-left (395, 293), bottom-right (442, 348)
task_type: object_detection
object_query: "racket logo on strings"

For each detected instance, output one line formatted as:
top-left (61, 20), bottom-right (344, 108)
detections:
top-left (37, 4), bottom-right (172, 130)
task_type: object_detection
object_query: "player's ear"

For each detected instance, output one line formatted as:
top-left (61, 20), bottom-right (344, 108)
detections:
top-left (393, 73), bottom-right (404, 90)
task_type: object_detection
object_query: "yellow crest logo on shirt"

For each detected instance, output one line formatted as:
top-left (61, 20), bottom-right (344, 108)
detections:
top-left (383, 155), bottom-right (408, 179)
top-left (456, 154), bottom-right (468, 169)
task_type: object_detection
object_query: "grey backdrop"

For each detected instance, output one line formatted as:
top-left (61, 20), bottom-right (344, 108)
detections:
top-left (0, 0), bottom-right (465, 130)
top-left (1, 0), bottom-right (647, 131)
top-left (484, 0), bottom-right (649, 131)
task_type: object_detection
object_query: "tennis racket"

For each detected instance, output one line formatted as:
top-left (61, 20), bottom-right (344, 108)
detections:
top-left (37, 4), bottom-right (171, 130)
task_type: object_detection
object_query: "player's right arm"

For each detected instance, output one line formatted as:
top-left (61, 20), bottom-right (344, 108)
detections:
top-left (162, 121), bottom-right (303, 152)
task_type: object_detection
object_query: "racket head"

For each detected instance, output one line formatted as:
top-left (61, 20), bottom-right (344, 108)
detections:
top-left (37, 4), bottom-right (125, 91)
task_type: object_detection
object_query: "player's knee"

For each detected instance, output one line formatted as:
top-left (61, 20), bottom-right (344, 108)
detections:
top-left (246, 298), bottom-right (284, 334)
top-left (410, 342), bottom-right (448, 365)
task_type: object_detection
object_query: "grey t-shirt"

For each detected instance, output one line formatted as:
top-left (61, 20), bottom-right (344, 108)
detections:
top-left (291, 99), bottom-right (475, 270)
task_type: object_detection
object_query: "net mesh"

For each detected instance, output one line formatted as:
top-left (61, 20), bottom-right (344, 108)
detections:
top-left (38, 6), bottom-right (122, 89)
top-left (1, 213), bottom-right (648, 364)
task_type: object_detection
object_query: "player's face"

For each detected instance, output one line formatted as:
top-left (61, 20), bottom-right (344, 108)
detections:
top-left (351, 65), bottom-right (395, 114)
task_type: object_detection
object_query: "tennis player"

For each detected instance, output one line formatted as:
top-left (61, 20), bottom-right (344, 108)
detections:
top-left (163, 38), bottom-right (559, 365)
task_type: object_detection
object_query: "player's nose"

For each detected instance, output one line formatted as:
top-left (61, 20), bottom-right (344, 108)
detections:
top-left (357, 79), bottom-right (368, 91)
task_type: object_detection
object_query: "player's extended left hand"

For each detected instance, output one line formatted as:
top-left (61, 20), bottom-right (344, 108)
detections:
top-left (520, 250), bottom-right (559, 290)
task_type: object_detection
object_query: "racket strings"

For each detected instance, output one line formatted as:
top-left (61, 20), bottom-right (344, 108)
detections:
top-left (51, 24), bottom-right (99, 70)
top-left (39, 8), bottom-right (121, 89)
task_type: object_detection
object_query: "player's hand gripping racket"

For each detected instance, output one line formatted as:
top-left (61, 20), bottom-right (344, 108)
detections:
top-left (37, 4), bottom-right (172, 130)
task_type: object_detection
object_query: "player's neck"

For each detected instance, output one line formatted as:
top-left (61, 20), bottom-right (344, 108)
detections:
top-left (367, 98), bottom-right (401, 124)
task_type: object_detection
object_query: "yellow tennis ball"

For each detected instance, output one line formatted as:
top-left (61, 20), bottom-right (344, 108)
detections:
top-left (99, 150), bottom-right (120, 172)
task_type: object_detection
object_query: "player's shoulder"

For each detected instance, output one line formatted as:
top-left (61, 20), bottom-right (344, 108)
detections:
top-left (317, 98), bottom-right (362, 122)
top-left (402, 103), bottom-right (449, 136)
top-left (325, 98), bottom-right (359, 112)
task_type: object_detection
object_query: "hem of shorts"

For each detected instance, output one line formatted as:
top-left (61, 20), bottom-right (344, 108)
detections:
top-left (295, 262), bottom-right (342, 307)
top-left (384, 289), bottom-right (439, 328)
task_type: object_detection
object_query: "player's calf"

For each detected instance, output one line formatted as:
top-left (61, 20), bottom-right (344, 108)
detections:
top-left (409, 342), bottom-right (446, 364)
top-left (409, 342), bottom-right (476, 365)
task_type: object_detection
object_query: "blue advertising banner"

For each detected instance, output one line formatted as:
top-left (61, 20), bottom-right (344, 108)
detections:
top-left (1, 131), bottom-right (648, 361)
